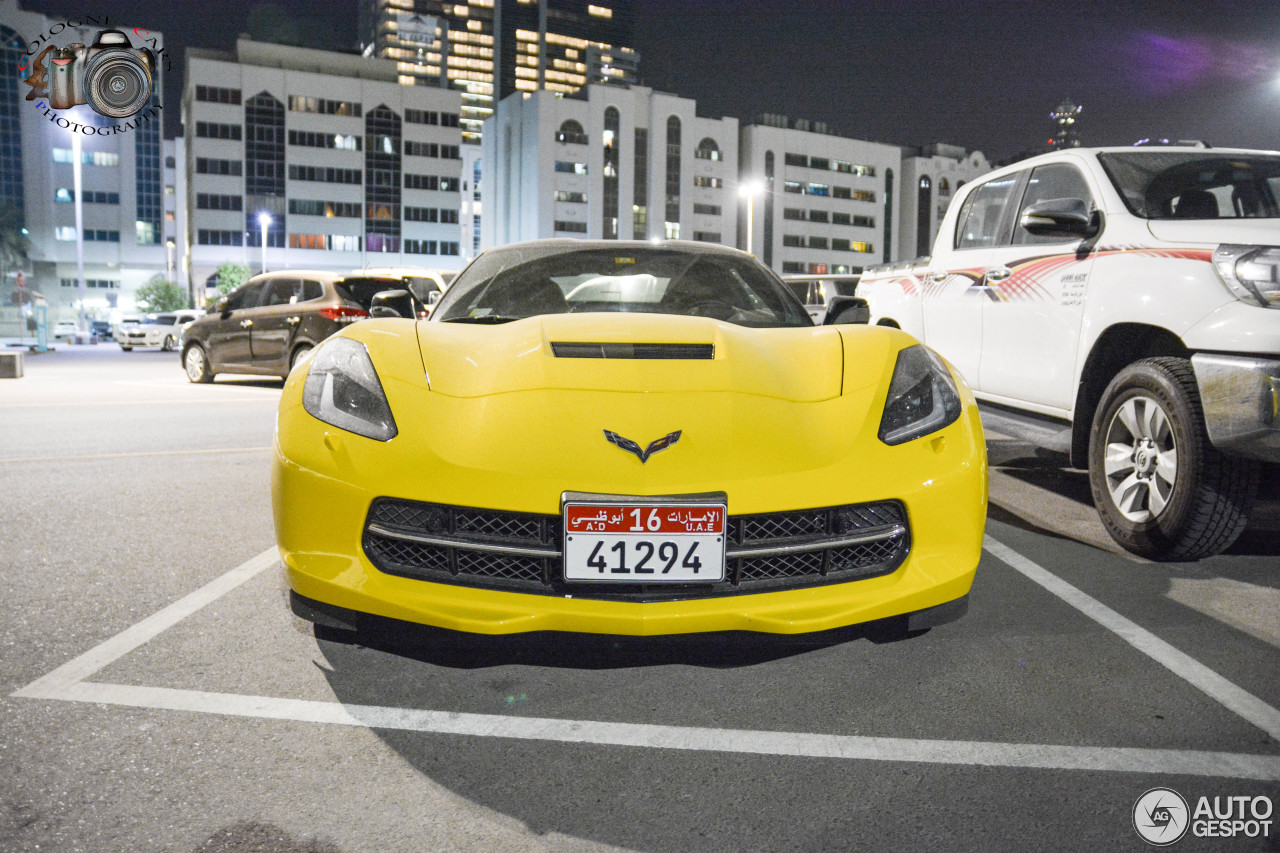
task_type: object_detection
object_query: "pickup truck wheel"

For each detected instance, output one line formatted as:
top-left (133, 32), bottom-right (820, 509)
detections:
top-left (1088, 357), bottom-right (1258, 560)
top-left (183, 344), bottom-right (214, 384)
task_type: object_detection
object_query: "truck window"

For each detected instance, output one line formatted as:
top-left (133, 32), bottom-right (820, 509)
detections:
top-left (1098, 152), bottom-right (1280, 219)
top-left (1013, 164), bottom-right (1095, 245)
top-left (954, 175), bottom-right (1019, 250)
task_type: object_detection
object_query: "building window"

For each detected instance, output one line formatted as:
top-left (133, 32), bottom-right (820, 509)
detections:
top-left (884, 168), bottom-right (894, 263)
top-left (195, 85), bottom-right (241, 104)
top-left (807, 183), bottom-right (829, 197)
top-left (783, 181), bottom-right (803, 194)
top-left (288, 130), bottom-right (361, 151)
top-left (695, 138), bottom-right (721, 161)
top-left (763, 150), bottom-right (775, 267)
top-left (810, 157), bottom-right (830, 171)
top-left (197, 193), bottom-right (243, 211)
top-left (917, 175), bottom-right (932, 257)
top-left (290, 165), bottom-right (362, 184)
top-left (439, 177), bottom-right (460, 192)
top-left (693, 203), bottom-right (721, 215)
top-left (196, 158), bottom-right (242, 176)
top-left (807, 236), bottom-right (828, 249)
top-left (783, 208), bottom-right (805, 220)
top-left (808, 210), bottom-right (829, 223)
top-left (441, 113), bottom-right (460, 128)
top-left (60, 278), bottom-right (119, 289)
top-left (555, 190), bottom-right (587, 203)
top-left (555, 220), bottom-right (588, 233)
top-left (404, 239), bottom-right (438, 254)
top-left (781, 261), bottom-right (805, 273)
top-left (785, 153), bottom-right (808, 168)
top-left (404, 141), bottom-right (439, 158)
top-left (633, 127), bottom-right (648, 239)
top-left (288, 199), bottom-right (361, 218)
top-left (556, 119), bottom-right (588, 145)
top-left (195, 121), bottom-right (242, 140)
top-left (441, 209), bottom-right (458, 224)
top-left (602, 106), bottom-right (620, 239)
top-left (0, 26), bottom-right (26, 223)
top-left (53, 149), bottom-right (119, 166)
top-left (403, 206), bottom-right (439, 222)
top-left (404, 109), bottom-right (439, 125)
top-left (692, 231), bottom-right (721, 243)
top-left (55, 189), bottom-right (119, 204)
top-left (664, 115), bottom-right (681, 237)
top-left (692, 176), bottom-right (722, 188)
top-left (288, 96), bottom-right (361, 117)
top-left (197, 229), bottom-right (244, 246)
top-left (441, 241), bottom-right (459, 255)
top-left (405, 174), bottom-right (439, 190)
top-left (245, 91), bottom-right (286, 248)
top-left (554, 161), bottom-right (588, 174)
top-left (365, 104), bottom-right (402, 254)
top-left (782, 234), bottom-right (804, 248)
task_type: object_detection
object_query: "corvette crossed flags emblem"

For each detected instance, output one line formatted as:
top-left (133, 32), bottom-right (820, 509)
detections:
top-left (603, 429), bottom-right (682, 463)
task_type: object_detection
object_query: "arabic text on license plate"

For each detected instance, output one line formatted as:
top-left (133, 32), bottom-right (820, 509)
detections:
top-left (562, 502), bottom-right (726, 583)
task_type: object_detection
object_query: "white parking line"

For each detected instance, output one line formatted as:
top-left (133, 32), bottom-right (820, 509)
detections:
top-left (983, 536), bottom-right (1280, 743)
top-left (11, 539), bottom-right (1280, 779)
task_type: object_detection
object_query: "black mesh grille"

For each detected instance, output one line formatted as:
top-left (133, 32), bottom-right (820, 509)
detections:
top-left (363, 497), bottom-right (908, 600)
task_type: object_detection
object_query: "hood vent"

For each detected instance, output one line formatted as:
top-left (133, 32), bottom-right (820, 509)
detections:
top-left (551, 342), bottom-right (715, 360)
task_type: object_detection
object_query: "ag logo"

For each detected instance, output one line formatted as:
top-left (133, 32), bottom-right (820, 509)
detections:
top-left (1134, 787), bottom-right (1190, 846)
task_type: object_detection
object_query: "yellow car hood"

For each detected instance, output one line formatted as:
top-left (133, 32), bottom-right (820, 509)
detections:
top-left (415, 313), bottom-right (851, 402)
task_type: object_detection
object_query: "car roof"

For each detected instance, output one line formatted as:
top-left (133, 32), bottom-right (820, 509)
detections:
top-left (479, 238), bottom-right (757, 259)
top-left (245, 269), bottom-right (345, 284)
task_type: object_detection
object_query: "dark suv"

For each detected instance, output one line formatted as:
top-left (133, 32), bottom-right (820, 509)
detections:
top-left (180, 270), bottom-right (444, 383)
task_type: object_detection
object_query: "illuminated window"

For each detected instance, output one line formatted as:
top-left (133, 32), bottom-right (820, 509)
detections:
top-left (588, 5), bottom-right (613, 17)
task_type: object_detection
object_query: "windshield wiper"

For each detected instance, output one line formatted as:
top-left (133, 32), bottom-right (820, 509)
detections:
top-left (441, 314), bottom-right (524, 324)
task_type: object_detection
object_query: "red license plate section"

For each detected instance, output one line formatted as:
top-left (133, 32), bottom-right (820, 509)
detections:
top-left (562, 502), bottom-right (727, 583)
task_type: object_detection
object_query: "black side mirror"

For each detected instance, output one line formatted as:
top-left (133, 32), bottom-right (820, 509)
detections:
top-left (1019, 197), bottom-right (1097, 239)
top-left (370, 289), bottom-right (414, 319)
top-left (405, 280), bottom-right (441, 306)
top-left (823, 296), bottom-right (870, 325)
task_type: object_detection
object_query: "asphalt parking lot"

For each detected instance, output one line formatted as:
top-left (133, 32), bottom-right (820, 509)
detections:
top-left (2, 344), bottom-right (1278, 852)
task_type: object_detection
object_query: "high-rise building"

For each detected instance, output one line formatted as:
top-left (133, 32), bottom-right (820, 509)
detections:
top-left (898, 143), bottom-right (992, 261)
top-left (482, 84), bottom-right (736, 247)
top-left (0, 0), bottom-right (180, 333)
top-left (184, 38), bottom-right (467, 291)
top-left (359, 0), bottom-right (639, 145)
top-left (1049, 98), bottom-right (1082, 150)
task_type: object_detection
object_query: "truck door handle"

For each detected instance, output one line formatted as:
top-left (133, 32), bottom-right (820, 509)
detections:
top-left (286, 316), bottom-right (300, 325)
top-left (923, 272), bottom-right (947, 283)
top-left (240, 319), bottom-right (253, 328)
top-left (985, 268), bottom-right (1011, 282)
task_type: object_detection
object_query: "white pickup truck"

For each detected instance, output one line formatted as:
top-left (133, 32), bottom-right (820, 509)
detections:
top-left (858, 145), bottom-right (1279, 560)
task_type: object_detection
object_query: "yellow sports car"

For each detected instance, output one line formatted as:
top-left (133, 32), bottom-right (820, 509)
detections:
top-left (273, 240), bottom-right (986, 637)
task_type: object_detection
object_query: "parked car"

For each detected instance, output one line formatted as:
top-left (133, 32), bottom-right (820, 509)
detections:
top-left (782, 274), bottom-right (862, 324)
top-left (117, 311), bottom-right (201, 351)
top-left (52, 321), bottom-right (77, 340)
top-left (857, 145), bottom-right (1280, 560)
top-left (90, 320), bottom-right (112, 341)
top-left (349, 266), bottom-right (452, 317)
top-left (276, 239), bottom-right (987, 639)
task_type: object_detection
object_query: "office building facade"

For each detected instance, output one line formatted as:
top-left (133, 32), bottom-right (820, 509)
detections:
top-left (184, 38), bottom-right (467, 292)
top-left (482, 84), bottom-right (737, 247)
top-left (0, 0), bottom-right (179, 331)
top-left (898, 143), bottom-right (992, 260)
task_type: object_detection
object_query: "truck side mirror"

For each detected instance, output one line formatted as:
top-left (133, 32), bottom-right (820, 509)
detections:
top-left (1019, 197), bottom-right (1098, 239)
top-left (427, 290), bottom-right (442, 306)
top-left (823, 296), bottom-right (871, 325)
top-left (369, 289), bottom-right (415, 319)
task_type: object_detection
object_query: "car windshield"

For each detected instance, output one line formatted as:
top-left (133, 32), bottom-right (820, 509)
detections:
top-left (335, 277), bottom-right (401, 309)
top-left (141, 316), bottom-right (171, 325)
top-left (1098, 151), bottom-right (1280, 219)
top-left (433, 246), bottom-right (812, 328)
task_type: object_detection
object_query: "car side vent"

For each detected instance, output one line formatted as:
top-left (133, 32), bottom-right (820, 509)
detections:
top-left (551, 342), bottom-right (715, 360)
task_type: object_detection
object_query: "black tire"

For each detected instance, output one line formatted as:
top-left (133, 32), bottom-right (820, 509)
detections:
top-left (289, 344), bottom-right (313, 373)
top-left (183, 343), bottom-right (214, 384)
top-left (120, 346), bottom-right (132, 352)
top-left (1088, 357), bottom-right (1258, 560)
top-left (162, 335), bottom-right (175, 352)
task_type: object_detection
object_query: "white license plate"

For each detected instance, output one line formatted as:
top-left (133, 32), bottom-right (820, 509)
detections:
top-left (563, 500), bottom-right (727, 583)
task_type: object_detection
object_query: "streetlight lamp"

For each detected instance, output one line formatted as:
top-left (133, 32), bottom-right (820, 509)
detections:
top-left (739, 180), bottom-right (763, 256)
top-left (257, 212), bottom-right (272, 274)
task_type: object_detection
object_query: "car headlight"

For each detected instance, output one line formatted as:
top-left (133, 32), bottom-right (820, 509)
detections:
top-left (878, 345), bottom-right (962, 445)
top-left (1213, 245), bottom-right (1280, 309)
top-left (301, 337), bottom-right (398, 441)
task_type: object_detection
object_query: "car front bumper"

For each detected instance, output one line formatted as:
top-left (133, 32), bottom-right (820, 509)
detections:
top-left (1193, 353), bottom-right (1280, 463)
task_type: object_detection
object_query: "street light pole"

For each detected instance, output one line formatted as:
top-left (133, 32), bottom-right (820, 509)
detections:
top-left (739, 181), bottom-right (763, 256)
top-left (71, 117), bottom-right (86, 334)
top-left (257, 212), bottom-right (272, 274)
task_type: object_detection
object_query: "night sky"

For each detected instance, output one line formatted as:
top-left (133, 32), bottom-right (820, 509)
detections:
top-left (19, 0), bottom-right (1280, 161)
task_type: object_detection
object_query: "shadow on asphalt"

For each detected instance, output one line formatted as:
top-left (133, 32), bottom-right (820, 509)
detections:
top-left (312, 614), bottom-right (927, 670)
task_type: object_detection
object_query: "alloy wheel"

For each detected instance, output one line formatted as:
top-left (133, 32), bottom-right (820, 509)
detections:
top-left (1102, 394), bottom-right (1178, 522)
